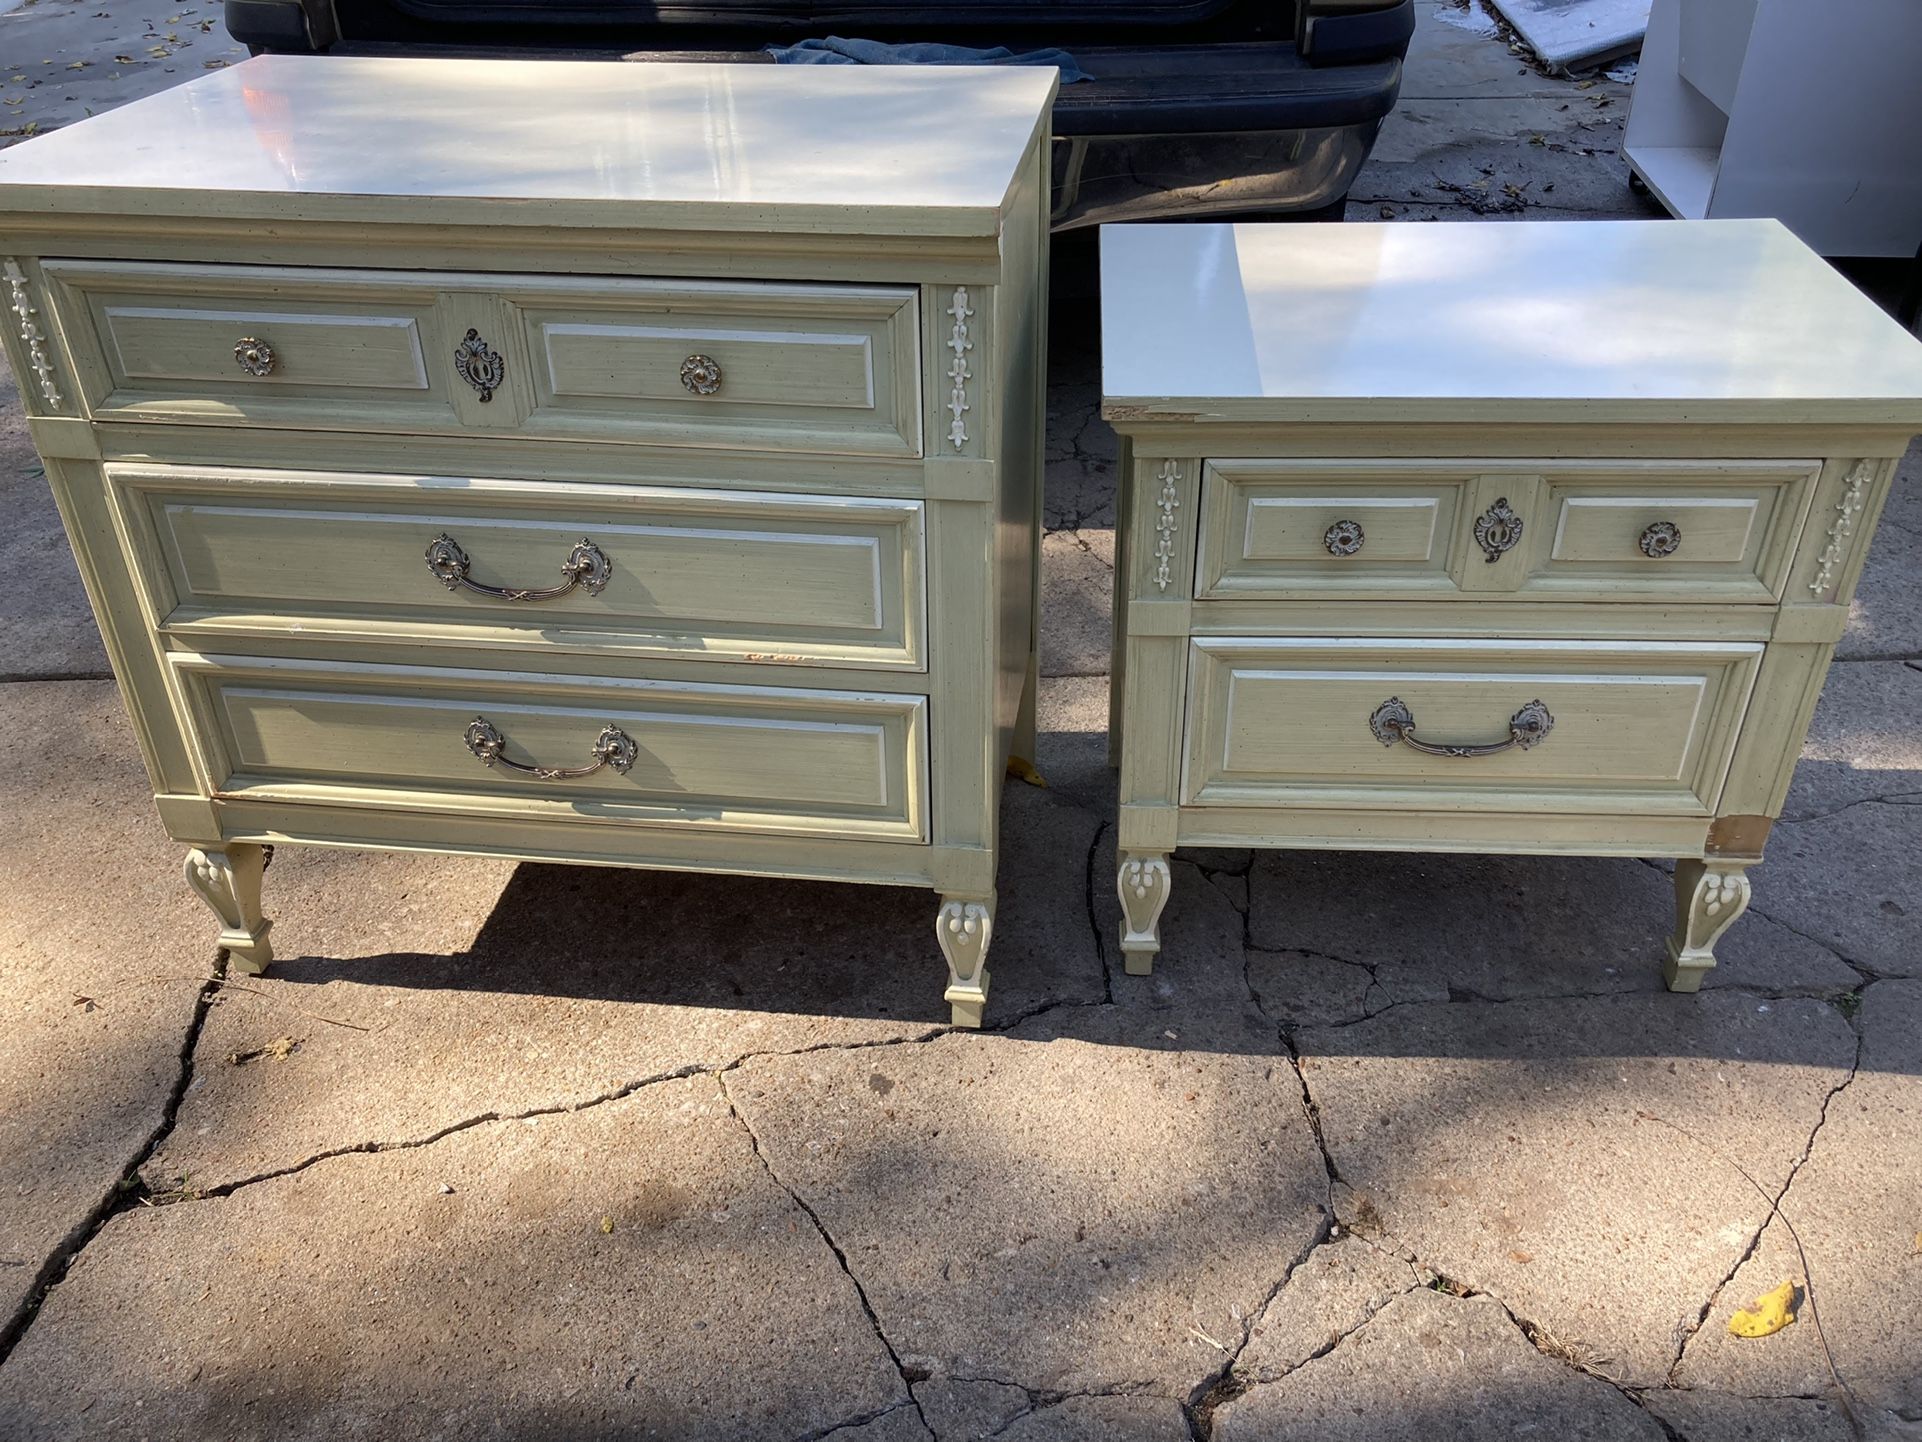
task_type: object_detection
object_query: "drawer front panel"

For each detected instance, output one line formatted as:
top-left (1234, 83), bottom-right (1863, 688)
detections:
top-left (1529, 464), bottom-right (1818, 600)
top-left (1184, 637), bottom-right (1763, 815)
top-left (48, 262), bottom-right (922, 457)
top-left (518, 278), bottom-right (921, 455)
top-left (112, 466), bottom-right (925, 670)
top-left (173, 656), bottom-right (928, 843)
top-left (1195, 459), bottom-right (1818, 603)
top-left (1197, 461), bottom-right (1472, 598)
top-left (46, 260), bottom-right (461, 426)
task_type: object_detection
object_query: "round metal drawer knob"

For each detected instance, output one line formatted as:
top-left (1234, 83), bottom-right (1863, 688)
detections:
top-left (1639, 520), bottom-right (1682, 558)
top-left (233, 337), bottom-right (275, 377)
top-left (1323, 519), bottom-right (1366, 556)
top-left (680, 354), bottom-right (723, 396)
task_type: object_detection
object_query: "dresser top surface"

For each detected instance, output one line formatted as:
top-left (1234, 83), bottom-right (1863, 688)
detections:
top-left (1101, 220), bottom-right (1922, 427)
top-left (0, 55), bottom-right (1055, 235)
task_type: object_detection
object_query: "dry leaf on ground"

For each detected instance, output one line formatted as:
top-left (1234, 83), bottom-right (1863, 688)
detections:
top-left (1728, 1279), bottom-right (1799, 1338)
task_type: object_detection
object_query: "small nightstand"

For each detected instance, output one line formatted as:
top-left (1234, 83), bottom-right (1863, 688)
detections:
top-left (1102, 219), bottom-right (1922, 989)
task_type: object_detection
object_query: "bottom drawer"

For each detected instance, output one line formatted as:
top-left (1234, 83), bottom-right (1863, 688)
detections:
top-left (1183, 636), bottom-right (1763, 815)
top-left (171, 655), bottom-right (928, 843)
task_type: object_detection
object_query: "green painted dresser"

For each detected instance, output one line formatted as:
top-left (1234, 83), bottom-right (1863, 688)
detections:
top-left (1102, 220), bottom-right (1922, 990)
top-left (0, 56), bottom-right (1055, 1026)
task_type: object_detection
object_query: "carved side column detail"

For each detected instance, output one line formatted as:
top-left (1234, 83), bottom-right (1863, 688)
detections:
top-left (945, 287), bottom-right (974, 451)
top-left (1151, 461), bottom-right (1181, 591)
top-left (4, 259), bottom-right (62, 408)
top-left (1808, 459), bottom-right (1876, 598)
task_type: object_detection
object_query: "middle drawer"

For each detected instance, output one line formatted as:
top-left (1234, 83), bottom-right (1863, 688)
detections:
top-left (109, 465), bottom-right (927, 671)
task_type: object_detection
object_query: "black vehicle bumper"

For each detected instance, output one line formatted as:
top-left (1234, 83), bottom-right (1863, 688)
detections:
top-left (226, 5), bottom-right (1405, 226)
top-left (1046, 40), bottom-right (1400, 226)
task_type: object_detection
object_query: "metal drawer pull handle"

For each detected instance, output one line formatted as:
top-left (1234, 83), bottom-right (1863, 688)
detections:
top-left (1473, 496), bottom-right (1523, 562)
top-left (233, 337), bottom-right (275, 377)
top-left (680, 353), bottom-right (723, 395)
top-left (454, 328), bottom-right (504, 402)
top-left (424, 533), bottom-right (611, 601)
top-left (1639, 521), bottom-right (1682, 558)
top-left (1323, 519), bottom-right (1365, 556)
top-left (464, 716), bottom-right (637, 780)
top-left (1369, 696), bottom-right (1555, 757)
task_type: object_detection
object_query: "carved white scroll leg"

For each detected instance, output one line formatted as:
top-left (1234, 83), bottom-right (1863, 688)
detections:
top-left (1117, 852), bottom-right (1172, 977)
top-left (1665, 859), bottom-right (1752, 993)
top-left (937, 894), bottom-right (995, 1029)
top-left (185, 844), bottom-right (274, 976)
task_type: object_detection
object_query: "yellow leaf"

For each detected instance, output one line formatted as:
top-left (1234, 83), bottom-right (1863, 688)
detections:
top-left (1006, 756), bottom-right (1047, 788)
top-left (599, 1214), bottom-right (614, 1235)
top-left (1728, 1279), bottom-right (1799, 1338)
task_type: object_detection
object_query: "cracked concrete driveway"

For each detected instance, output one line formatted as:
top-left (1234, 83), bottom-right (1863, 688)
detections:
top-left (4, 3), bottom-right (1922, 1438)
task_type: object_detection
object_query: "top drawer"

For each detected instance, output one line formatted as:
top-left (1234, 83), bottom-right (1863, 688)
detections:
top-left (42, 261), bottom-right (923, 457)
top-left (1196, 459), bottom-right (1820, 604)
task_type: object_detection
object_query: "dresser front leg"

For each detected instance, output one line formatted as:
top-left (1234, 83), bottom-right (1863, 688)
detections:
top-left (1665, 858), bottom-right (1752, 993)
top-left (937, 894), bottom-right (995, 1029)
top-left (1117, 852), bottom-right (1172, 976)
top-left (184, 844), bottom-right (274, 976)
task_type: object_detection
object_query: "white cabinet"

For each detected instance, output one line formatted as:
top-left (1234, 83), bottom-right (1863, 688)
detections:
top-left (1625, 0), bottom-right (1922, 257)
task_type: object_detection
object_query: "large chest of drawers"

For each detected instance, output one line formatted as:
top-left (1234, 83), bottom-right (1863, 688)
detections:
top-left (0, 56), bottom-right (1055, 1026)
top-left (1102, 220), bottom-right (1922, 988)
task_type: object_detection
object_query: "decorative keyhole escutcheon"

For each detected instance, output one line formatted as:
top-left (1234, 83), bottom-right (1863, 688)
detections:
top-left (1473, 497), bottom-right (1523, 563)
top-left (454, 328), bottom-right (504, 403)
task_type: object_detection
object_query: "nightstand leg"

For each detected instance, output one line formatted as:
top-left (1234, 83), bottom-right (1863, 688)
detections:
top-left (1665, 858), bottom-right (1752, 992)
top-left (184, 843), bottom-right (274, 975)
top-left (1117, 852), bottom-right (1172, 976)
top-left (937, 893), bottom-right (995, 1028)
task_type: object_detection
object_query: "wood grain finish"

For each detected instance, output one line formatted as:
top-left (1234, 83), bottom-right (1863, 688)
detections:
top-left (49, 260), bottom-right (924, 456)
top-left (109, 464), bottom-right (927, 670)
top-left (522, 277), bottom-right (921, 456)
top-left (46, 260), bottom-right (462, 429)
top-left (172, 653), bottom-right (928, 844)
top-left (1196, 458), bottom-right (1817, 603)
top-left (1183, 636), bottom-right (1760, 815)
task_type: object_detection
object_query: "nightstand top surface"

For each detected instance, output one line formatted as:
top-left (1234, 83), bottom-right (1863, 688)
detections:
top-left (1101, 220), bottom-right (1922, 426)
top-left (0, 55), bottom-right (1055, 235)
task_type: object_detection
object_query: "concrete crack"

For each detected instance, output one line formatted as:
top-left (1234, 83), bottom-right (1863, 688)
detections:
top-left (1088, 819), bottom-right (1115, 1005)
top-left (1776, 790), bottom-right (1922, 826)
top-left (0, 954), bottom-right (227, 1368)
top-left (171, 1061), bottom-right (717, 1201)
top-left (1183, 1221), bottom-right (1332, 1439)
top-left (976, 1380), bottom-right (1167, 1440)
top-left (1736, 900), bottom-right (1881, 983)
top-left (1664, 1019), bottom-right (1866, 1386)
top-left (803, 1399), bottom-right (934, 1442)
top-left (720, 1072), bottom-right (935, 1439)
top-left (1471, 1290), bottom-right (1692, 1435)
top-left (1235, 882), bottom-right (1341, 1220)
top-left (150, 1024), bottom-right (953, 1202)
